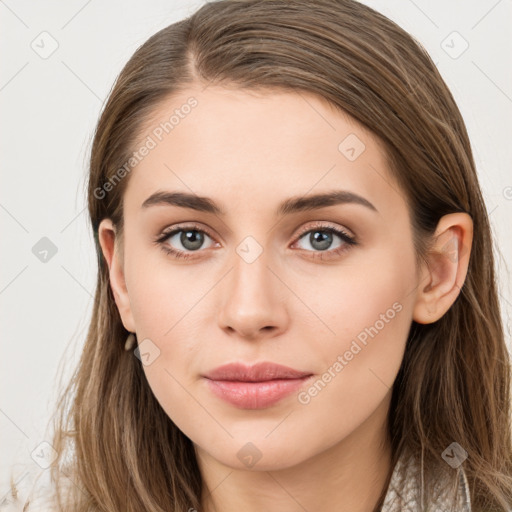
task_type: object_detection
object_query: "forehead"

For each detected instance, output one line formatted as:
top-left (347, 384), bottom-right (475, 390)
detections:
top-left (123, 85), bottom-right (406, 220)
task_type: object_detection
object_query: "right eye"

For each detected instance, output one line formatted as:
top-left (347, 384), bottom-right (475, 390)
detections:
top-left (155, 223), bottom-right (218, 260)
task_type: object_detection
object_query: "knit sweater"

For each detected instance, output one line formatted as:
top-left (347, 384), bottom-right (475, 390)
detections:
top-left (380, 449), bottom-right (471, 511)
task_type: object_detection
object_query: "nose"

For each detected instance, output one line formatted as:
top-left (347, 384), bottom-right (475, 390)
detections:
top-left (217, 249), bottom-right (289, 341)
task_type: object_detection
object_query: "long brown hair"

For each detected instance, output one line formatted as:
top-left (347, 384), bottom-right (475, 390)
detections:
top-left (10, 0), bottom-right (512, 510)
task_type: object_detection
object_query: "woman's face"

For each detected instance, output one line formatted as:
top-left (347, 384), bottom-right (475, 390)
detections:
top-left (102, 85), bottom-right (422, 471)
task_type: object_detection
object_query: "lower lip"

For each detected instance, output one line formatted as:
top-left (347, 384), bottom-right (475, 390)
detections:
top-left (204, 376), bottom-right (313, 409)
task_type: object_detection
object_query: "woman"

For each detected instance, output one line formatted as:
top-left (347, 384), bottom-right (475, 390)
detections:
top-left (6, 0), bottom-right (512, 510)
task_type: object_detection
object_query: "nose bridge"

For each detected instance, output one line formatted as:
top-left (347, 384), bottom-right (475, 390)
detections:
top-left (230, 235), bottom-right (275, 307)
top-left (233, 238), bottom-right (270, 292)
top-left (217, 234), bottom-right (287, 337)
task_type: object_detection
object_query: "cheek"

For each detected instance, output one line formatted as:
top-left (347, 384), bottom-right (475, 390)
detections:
top-left (127, 269), bottom-right (207, 379)
top-left (125, 242), bottom-right (204, 340)
top-left (128, 274), bottom-right (206, 435)
top-left (291, 292), bottom-right (412, 452)
top-left (297, 244), bottom-right (416, 404)
top-left (123, 252), bottom-right (212, 427)
top-left (297, 239), bottom-right (415, 347)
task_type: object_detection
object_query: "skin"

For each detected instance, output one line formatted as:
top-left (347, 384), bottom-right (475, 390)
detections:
top-left (98, 85), bottom-right (473, 512)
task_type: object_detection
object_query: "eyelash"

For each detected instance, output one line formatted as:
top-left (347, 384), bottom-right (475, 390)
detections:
top-left (154, 222), bottom-right (358, 261)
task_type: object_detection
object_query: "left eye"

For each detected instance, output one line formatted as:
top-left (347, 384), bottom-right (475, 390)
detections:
top-left (294, 227), bottom-right (354, 252)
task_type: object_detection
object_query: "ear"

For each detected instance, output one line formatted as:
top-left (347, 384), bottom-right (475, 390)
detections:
top-left (413, 212), bottom-right (473, 324)
top-left (97, 218), bottom-right (136, 332)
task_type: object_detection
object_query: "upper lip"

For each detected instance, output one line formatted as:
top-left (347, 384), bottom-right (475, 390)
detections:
top-left (203, 362), bottom-right (312, 382)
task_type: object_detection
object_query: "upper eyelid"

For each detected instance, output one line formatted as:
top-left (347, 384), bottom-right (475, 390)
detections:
top-left (294, 222), bottom-right (354, 239)
top-left (159, 222), bottom-right (216, 241)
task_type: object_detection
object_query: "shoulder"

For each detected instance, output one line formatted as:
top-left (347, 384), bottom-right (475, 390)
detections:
top-left (381, 449), bottom-right (472, 512)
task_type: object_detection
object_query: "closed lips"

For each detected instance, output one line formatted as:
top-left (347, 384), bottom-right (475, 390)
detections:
top-left (203, 361), bottom-right (313, 382)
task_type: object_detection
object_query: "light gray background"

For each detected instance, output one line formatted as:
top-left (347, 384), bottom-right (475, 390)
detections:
top-left (1, 0), bottom-right (511, 499)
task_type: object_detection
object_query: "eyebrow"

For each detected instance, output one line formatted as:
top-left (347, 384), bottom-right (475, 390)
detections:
top-left (141, 189), bottom-right (378, 216)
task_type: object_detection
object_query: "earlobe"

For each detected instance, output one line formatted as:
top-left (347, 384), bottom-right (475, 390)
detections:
top-left (412, 213), bottom-right (473, 325)
top-left (97, 218), bottom-right (136, 332)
